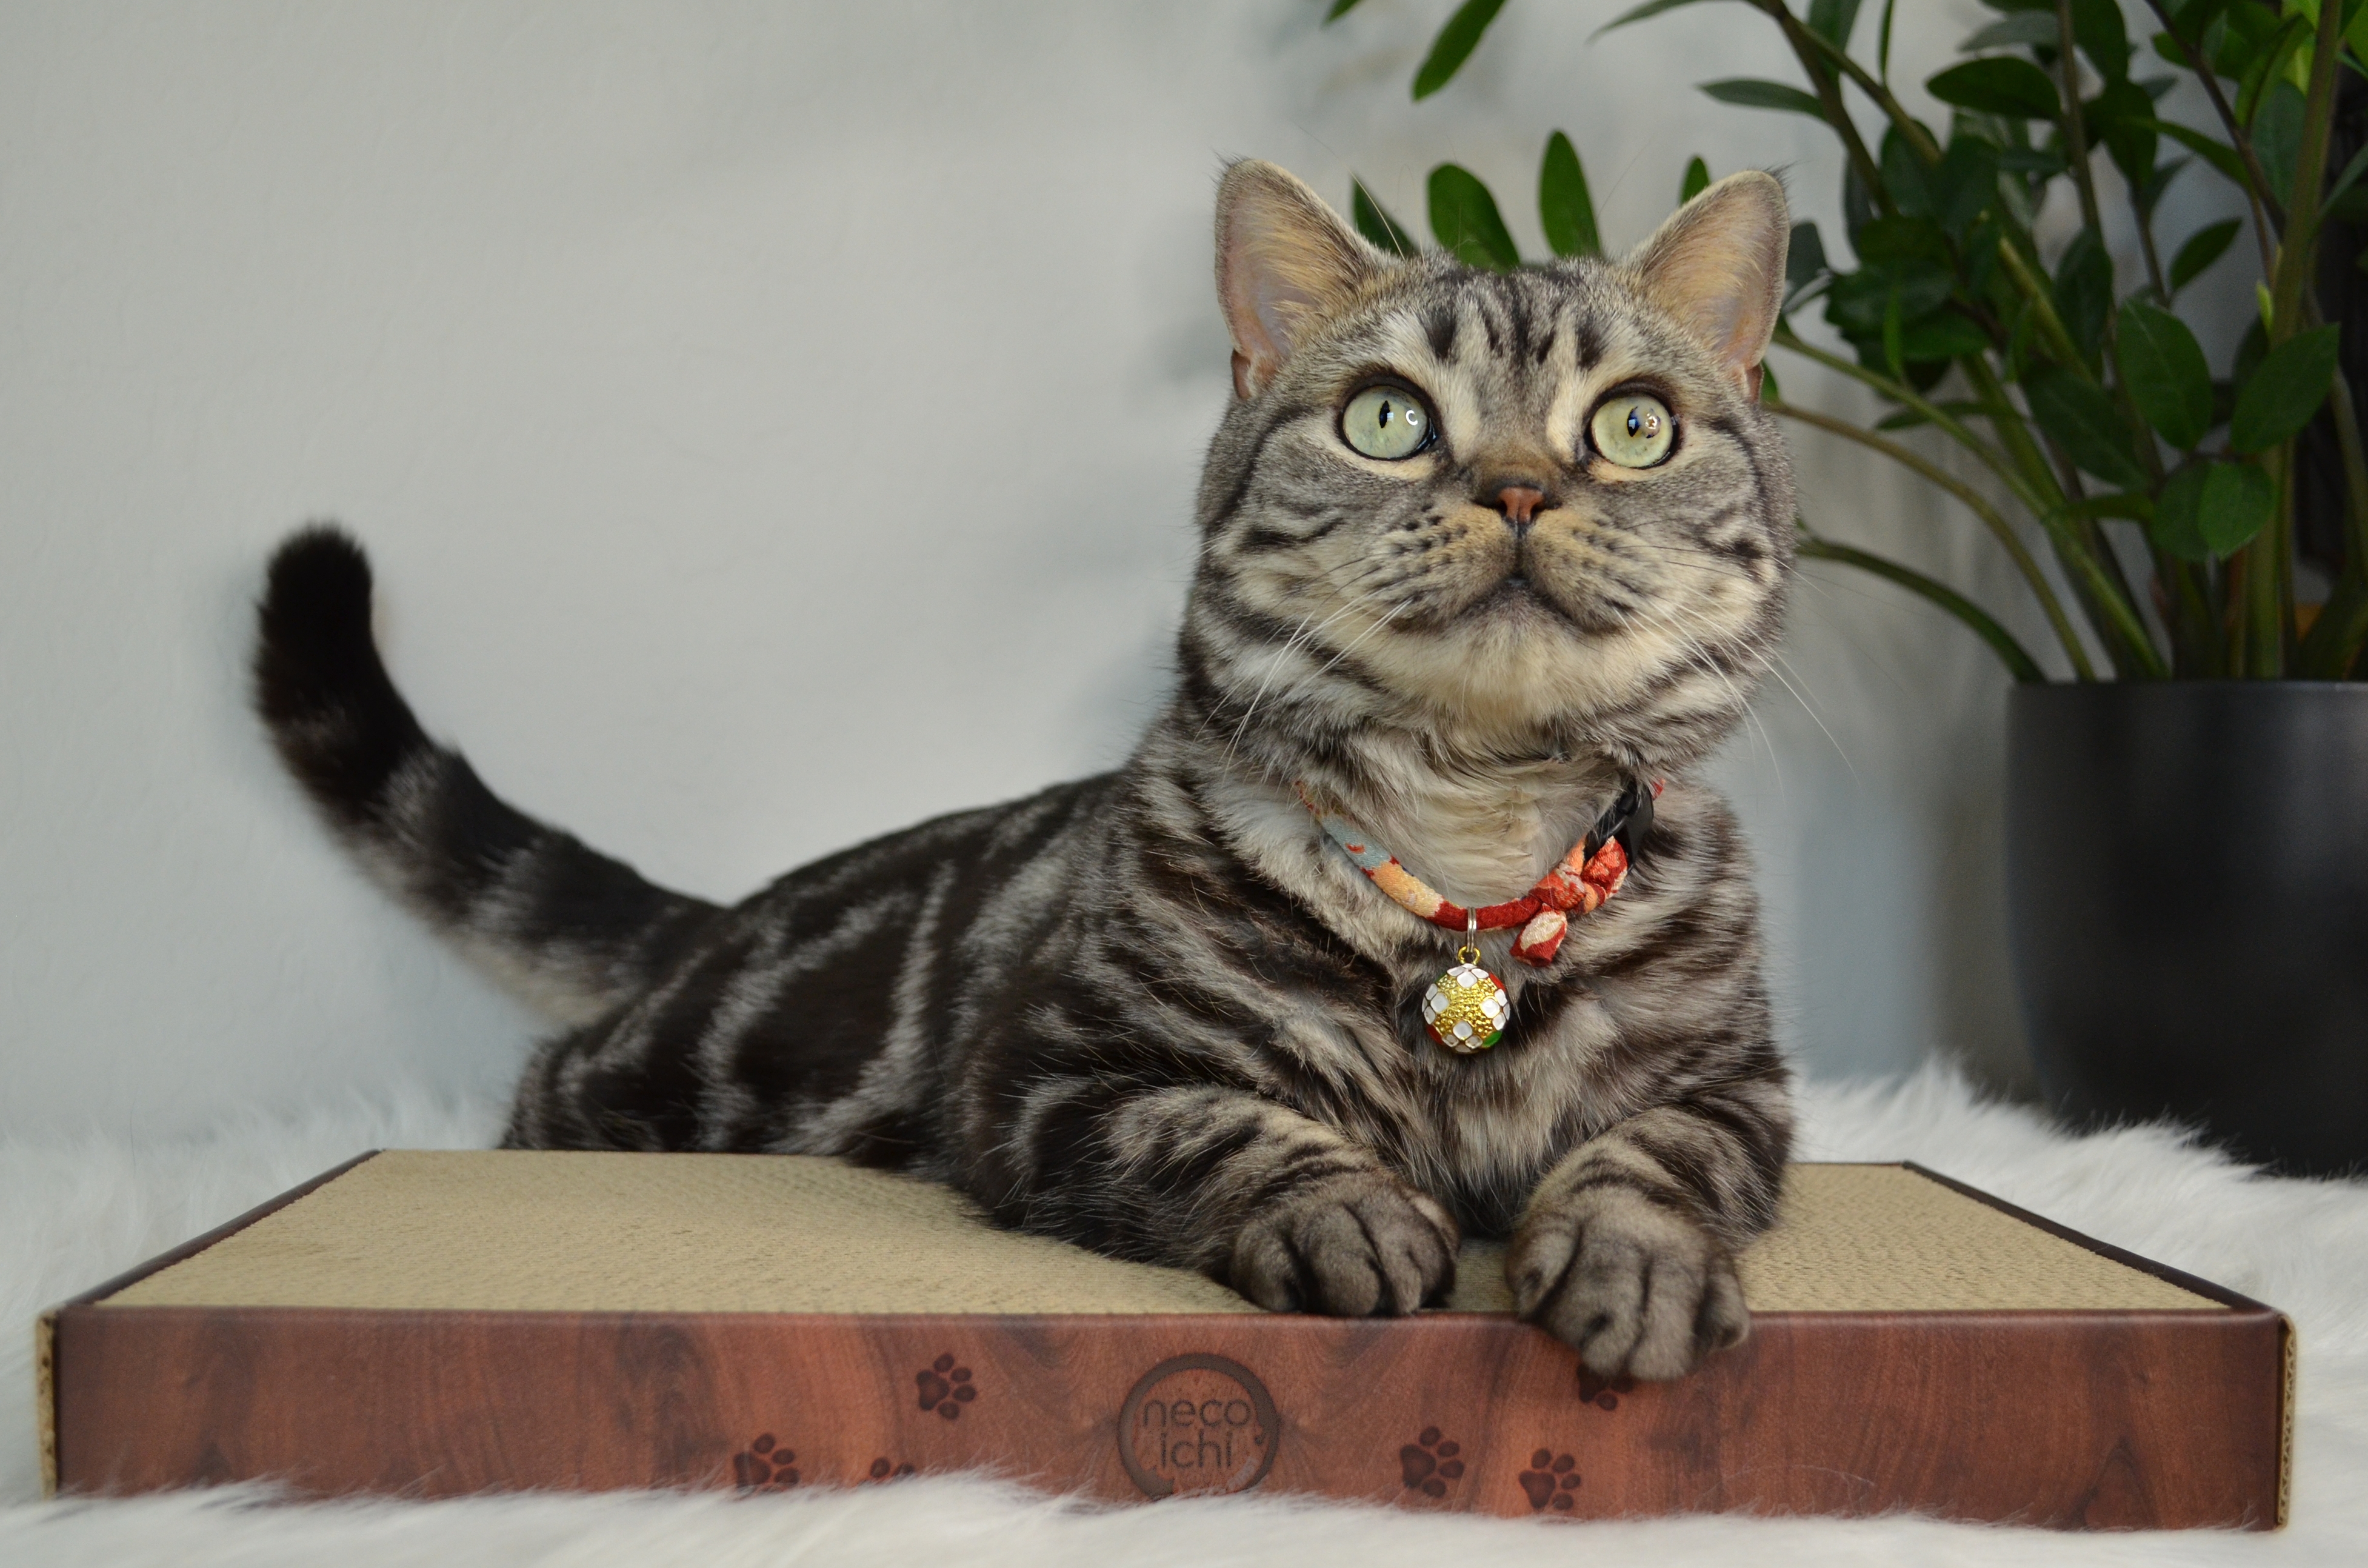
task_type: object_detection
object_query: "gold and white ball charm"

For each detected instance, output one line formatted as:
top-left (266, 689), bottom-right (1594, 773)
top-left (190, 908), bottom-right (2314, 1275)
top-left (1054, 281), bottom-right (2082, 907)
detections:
top-left (1421, 946), bottom-right (1508, 1055)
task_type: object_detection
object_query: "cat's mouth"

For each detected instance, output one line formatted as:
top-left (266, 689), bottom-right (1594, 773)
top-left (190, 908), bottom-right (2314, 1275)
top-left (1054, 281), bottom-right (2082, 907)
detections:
top-left (1469, 570), bottom-right (1579, 628)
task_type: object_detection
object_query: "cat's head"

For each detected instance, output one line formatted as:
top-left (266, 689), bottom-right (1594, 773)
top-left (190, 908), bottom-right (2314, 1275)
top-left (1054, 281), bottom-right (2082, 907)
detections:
top-left (1184, 159), bottom-right (1793, 779)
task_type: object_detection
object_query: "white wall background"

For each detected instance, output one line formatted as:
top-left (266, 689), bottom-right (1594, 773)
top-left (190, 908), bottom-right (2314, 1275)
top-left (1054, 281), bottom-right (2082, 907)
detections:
top-left (0, 1), bottom-right (2251, 1139)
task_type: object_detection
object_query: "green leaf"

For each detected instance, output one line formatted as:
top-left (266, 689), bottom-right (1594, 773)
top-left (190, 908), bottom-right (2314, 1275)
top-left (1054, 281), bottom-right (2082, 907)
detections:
top-left (2168, 218), bottom-right (2240, 294)
top-left (2149, 464), bottom-right (2212, 559)
top-left (2229, 324), bottom-right (2341, 454)
top-left (1961, 13), bottom-right (2059, 49)
top-left (2063, 492), bottom-right (2155, 524)
top-left (1591, 0), bottom-right (1724, 42)
top-left (2117, 301), bottom-right (2213, 450)
top-left (1679, 156), bottom-right (1712, 204)
top-left (1786, 220), bottom-right (1828, 295)
top-left (2214, 2), bottom-right (2281, 82)
top-left (2137, 119), bottom-right (2248, 187)
top-left (1807, 0), bottom-right (1863, 47)
top-left (1324, 0), bottom-right (1367, 18)
top-left (2252, 79), bottom-right (2304, 207)
top-left (1427, 163), bottom-right (1520, 270)
top-left (2052, 229), bottom-right (2113, 369)
top-left (2084, 79), bottom-right (2157, 190)
top-left (2196, 462), bottom-right (2275, 555)
top-left (1997, 144), bottom-right (2068, 179)
top-left (2134, 153), bottom-right (2187, 219)
top-left (2233, 316), bottom-right (2268, 388)
top-left (2024, 364), bottom-right (2150, 488)
top-left (1843, 158), bottom-right (1877, 238)
top-left (1538, 132), bottom-right (1601, 258)
top-left (1351, 179), bottom-right (1419, 258)
top-left (2236, 16), bottom-right (2310, 131)
top-left (2323, 142), bottom-right (2368, 225)
top-left (1930, 136), bottom-right (2001, 235)
top-left (1894, 308), bottom-right (1992, 361)
top-left (1881, 125), bottom-right (1933, 217)
top-left (1413, 0), bottom-right (1509, 99)
top-left (1853, 214), bottom-right (1952, 272)
top-left (2069, 0), bottom-right (2130, 82)
top-left (1698, 78), bottom-right (1828, 118)
top-left (1826, 264), bottom-right (1951, 336)
top-left (2153, 460), bottom-right (2273, 561)
top-left (1926, 57), bottom-right (2061, 118)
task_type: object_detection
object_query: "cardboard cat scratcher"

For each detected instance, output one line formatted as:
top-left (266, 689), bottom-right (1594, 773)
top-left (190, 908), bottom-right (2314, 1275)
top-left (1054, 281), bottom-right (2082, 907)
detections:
top-left (39, 1152), bottom-right (2289, 1527)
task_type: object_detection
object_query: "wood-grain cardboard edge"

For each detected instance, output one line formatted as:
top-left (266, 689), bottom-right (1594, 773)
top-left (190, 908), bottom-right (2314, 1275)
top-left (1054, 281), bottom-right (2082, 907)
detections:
top-left (50, 1303), bottom-right (2286, 1526)
top-left (41, 1152), bottom-right (2291, 1527)
top-left (37, 1150), bottom-right (381, 1497)
top-left (1904, 1160), bottom-right (2296, 1527)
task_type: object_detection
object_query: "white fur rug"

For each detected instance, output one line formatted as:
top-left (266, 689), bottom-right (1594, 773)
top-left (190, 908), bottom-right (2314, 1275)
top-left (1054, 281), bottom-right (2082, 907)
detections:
top-left (5, 1069), bottom-right (2364, 1567)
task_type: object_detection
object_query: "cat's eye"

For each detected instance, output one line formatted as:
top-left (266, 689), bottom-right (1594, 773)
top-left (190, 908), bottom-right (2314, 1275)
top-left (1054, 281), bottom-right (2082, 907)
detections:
top-left (1341, 384), bottom-right (1436, 460)
top-left (1589, 392), bottom-right (1676, 469)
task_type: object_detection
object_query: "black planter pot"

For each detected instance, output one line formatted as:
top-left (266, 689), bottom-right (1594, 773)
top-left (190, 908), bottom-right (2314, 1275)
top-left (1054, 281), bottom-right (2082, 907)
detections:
top-left (2006, 682), bottom-right (2368, 1175)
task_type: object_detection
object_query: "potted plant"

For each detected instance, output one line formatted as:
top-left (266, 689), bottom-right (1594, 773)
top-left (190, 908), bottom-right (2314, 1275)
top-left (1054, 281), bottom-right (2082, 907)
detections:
top-left (1322, 0), bottom-right (2368, 1173)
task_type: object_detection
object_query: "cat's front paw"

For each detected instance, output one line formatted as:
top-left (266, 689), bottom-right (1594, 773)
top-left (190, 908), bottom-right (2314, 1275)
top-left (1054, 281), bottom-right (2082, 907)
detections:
top-left (1507, 1183), bottom-right (1747, 1380)
top-left (1228, 1171), bottom-right (1458, 1316)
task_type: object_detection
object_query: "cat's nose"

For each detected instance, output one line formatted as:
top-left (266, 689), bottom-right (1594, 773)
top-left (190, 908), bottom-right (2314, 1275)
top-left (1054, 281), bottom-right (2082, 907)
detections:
top-left (1490, 482), bottom-right (1549, 528)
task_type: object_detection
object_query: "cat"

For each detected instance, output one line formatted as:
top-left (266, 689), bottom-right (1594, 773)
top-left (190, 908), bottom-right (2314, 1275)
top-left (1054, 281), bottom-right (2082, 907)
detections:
top-left (253, 159), bottom-right (1796, 1380)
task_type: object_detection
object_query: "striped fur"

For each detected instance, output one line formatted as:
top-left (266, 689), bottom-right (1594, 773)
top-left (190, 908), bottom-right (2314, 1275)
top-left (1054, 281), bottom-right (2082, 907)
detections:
top-left (253, 162), bottom-right (1796, 1378)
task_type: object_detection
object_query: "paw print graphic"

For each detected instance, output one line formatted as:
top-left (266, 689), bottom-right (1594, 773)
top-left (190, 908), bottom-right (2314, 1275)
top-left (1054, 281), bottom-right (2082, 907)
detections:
top-left (916, 1353), bottom-right (977, 1420)
top-left (866, 1457), bottom-right (919, 1483)
top-left (732, 1433), bottom-right (799, 1492)
top-left (1518, 1449), bottom-right (1581, 1512)
top-left (1576, 1369), bottom-right (1635, 1411)
top-left (1398, 1427), bottom-right (1465, 1498)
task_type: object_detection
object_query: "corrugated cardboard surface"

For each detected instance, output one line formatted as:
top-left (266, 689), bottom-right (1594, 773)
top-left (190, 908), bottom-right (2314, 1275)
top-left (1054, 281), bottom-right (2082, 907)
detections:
top-left (101, 1152), bottom-right (2216, 1315)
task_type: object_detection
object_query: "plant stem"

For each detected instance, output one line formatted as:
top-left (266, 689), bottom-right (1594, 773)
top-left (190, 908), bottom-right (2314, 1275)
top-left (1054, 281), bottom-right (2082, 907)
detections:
top-left (1993, 236), bottom-right (2098, 380)
top-left (1754, 1), bottom-right (1893, 207)
top-left (2141, 0), bottom-right (2286, 273)
top-left (2132, 187), bottom-right (2169, 300)
top-left (2299, 572), bottom-right (2368, 675)
top-left (2293, 293), bottom-right (2368, 676)
top-left (1955, 354), bottom-right (2070, 512)
top-left (1958, 362), bottom-right (2169, 676)
top-left (1771, 400), bottom-right (2095, 673)
top-left (1776, 329), bottom-right (2056, 513)
top-left (1798, 532), bottom-right (2049, 681)
top-left (2053, 0), bottom-right (2107, 238)
top-left (2271, 1), bottom-right (2346, 337)
top-left (1770, 5), bottom-right (1941, 165)
top-left (2164, 556), bottom-right (2223, 676)
top-left (2320, 324), bottom-right (2368, 569)
top-left (2245, 448), bottom-right (2287, 675)
top-left (2251, 0), bottom-right (2347, 676)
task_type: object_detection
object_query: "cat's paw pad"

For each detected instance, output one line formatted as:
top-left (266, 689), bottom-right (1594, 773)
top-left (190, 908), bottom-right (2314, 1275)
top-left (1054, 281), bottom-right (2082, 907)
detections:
top-left (1509, 1184), bottom-right (1746, 1380)
top-left (1517, 1449), bottom-right (1581, 1511)
top-left (732, 1432), bottom-right (799, 1492)
top-left (1229, 1171), bottom-right (1457, 1316)
top-left (1398, 1425), bottom-right (1465, 1498)
top-left (1576, 1369), bottom-right (1636, 1410)
top-left (916, 1353), bottom-right (977, 1420)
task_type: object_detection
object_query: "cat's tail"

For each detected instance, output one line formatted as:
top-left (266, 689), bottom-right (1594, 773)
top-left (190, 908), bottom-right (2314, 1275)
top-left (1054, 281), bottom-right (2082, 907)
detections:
top-left (253, 525), bottom-right (718, 1023)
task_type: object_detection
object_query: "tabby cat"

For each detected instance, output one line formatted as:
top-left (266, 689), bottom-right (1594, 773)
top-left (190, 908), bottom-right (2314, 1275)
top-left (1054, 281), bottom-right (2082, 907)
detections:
top-left (255, 161), bottom-right (1795, 1379)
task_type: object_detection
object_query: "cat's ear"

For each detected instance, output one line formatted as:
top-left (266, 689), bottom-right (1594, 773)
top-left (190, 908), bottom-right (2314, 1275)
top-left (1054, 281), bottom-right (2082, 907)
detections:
top-left (1216, 160), bottom-right (1387, 399)
top-left (1627, 171), bottom-right (1789, 396)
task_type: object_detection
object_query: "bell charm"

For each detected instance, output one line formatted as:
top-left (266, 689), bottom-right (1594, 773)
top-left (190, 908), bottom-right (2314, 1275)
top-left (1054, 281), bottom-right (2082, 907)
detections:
top-left (1421, 947), bottom-right (1507, 1054)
